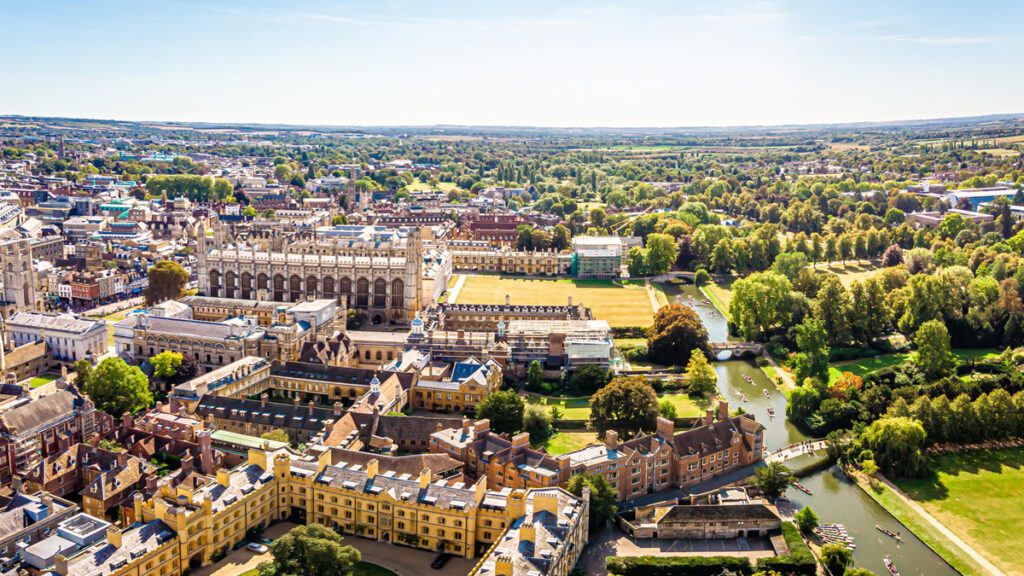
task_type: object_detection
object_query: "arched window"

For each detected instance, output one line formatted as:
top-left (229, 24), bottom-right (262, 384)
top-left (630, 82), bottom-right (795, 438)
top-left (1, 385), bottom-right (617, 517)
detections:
top-left (391, 279), bottom-right (404, 308)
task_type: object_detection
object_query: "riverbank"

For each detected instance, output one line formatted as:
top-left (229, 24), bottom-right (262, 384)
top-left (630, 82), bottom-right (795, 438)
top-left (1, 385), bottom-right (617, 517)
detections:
top-left (848, 467), bottom-right (994, 576)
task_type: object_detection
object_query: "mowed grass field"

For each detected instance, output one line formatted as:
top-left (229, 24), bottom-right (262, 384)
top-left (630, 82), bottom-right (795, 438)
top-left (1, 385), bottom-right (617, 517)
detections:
top-left (828, 349), bottom-right (999, 384)
top-left (812, 262), bottom-right (882, 287)
top-left (537, 432), bottom-right (600, 455)
top-left (453, 276), bottom-right (655, 327)
top-left (526, 392), bottom-right (702, 420)
top-left (896, 448), bottom-right (1024, 576)
top-left (701, 277), bottom-right (735, 319)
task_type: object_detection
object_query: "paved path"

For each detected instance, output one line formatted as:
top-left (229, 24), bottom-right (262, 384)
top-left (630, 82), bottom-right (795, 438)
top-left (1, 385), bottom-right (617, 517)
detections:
top-left (446, 274), bottom-right (467, 303)
top-left (644, 280), bottom-right (664, 313)
top-left (759, 352), bottom-right (796, 393)
top-left (877, 474), bottom-right (1007, 576)
top-left (764, 441), bottom-right (826, 464)
top-left (192, 521), bottom-right (297, 576)
top-left (341, 538), bottom-right (475, 576)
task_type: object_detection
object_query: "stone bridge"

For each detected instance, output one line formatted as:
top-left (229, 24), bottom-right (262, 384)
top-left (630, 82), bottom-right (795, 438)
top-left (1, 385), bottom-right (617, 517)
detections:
top-left (764, 440), bottom-right (827, 464)
top-left (710, 341), bottom-right (763, 360)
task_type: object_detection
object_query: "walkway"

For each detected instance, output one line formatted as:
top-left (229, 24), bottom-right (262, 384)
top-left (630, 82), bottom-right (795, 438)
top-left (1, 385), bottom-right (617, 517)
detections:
top-left (446, 274), bottom-right (467, 303)
top-left (877, 474), bottom-right (1007, 576)
top-left (644, 280), bottom-right (664, 313)
top-left (764, 441), bottom-right (826, 464)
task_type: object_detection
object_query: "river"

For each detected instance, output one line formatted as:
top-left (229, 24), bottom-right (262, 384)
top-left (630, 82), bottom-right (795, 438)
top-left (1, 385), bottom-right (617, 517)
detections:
top-left (683, 283), bottom-right (962, 576)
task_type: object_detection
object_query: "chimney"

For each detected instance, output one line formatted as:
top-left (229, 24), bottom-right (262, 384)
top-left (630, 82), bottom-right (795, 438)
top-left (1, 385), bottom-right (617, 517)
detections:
top-left (656, 417), bottom-right (675, 441)
top-left (461, 418), bottom-right (470, 433)
top-left (334, 402), bottom-right (345, 416)
top-left (436, 422), bottom-right (444, 432)
top-left (42, 494), bottom-right (53, 514)
top-left (419, 468), bottom-right (431, 489)
top-left (55, 554), bottom-right (68, 576)
top-left (261, 394), bottom-right (267, 407)
top-left (519, 522), bottom-right (536, 545)
top-left (308, 401), bottom-right (315, 416)
top-left (116, 452), bottom-right (128, 468)
top-left (704, 408), bottom-right (714, 425)
top-left (717, 400), bottom-right (730, 421)
top-left (293, 396), bottom-right (300, 407)
top-left (605, 429), bottom-right (618, 450)
top-left (505, 294), bottom-right (510, 306)
top-left (366, 458), bottom-right (378, 480)
top-left (568, 295), bottom-right (572, 306)
top-left (494, 556), bottom-right (513, 576)
top-left (106, 525), bottom-right (122, 548)
top-left (180, 453), bottom-right (194, 475)
top-left (11, 476), bottom-right (23, 494)
top-left (217, 468), bottom-right (230, 487)
top-left (121, 412), bottom-right (133, 431)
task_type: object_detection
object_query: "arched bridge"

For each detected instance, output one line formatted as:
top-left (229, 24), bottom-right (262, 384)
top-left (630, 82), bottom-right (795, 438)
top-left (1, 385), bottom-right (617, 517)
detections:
top-left (710, 341), bottom-right (763, 359)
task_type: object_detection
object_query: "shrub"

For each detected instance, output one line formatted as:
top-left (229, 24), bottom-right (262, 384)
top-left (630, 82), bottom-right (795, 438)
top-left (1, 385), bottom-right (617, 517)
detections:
top-left (606, 555), bottom-right (752, 576)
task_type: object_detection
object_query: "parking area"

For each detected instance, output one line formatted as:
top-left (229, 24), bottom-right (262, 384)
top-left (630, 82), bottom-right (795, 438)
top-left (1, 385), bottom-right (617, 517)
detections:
top-left (192, 522), bottom-right (297, 576)
top-left (579, 525), bottom-right (775, 575)
top-left (345, 538), bottom-right (476, 576)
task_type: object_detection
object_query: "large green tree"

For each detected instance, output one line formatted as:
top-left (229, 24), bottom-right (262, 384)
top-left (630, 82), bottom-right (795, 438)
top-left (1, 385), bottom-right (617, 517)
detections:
top-left (82, 357), bottom-right (153, 416)
top-left (150, 351), bottom-right (182, 380)
top-left (793, 317), bottom-right (829, 384)
top-left (913, 319), bottom-right (956, 379)
top-left (755, 461), bottom-right (794, 499)
top-left (646, 303), bottom-right (711, 366)
top-left (819, 543), bottom-right (853, 576)
top-left (683, 349), bottom-right (717, 397)
top-left (589, 377), bottom-right (658, 439)
top-left (144, 260), bottom-right (188, 305)
top-left (730, 272), bottom-right (807, 341)
top-left (258, 523), bottom-right (360, 576)
top-left (860, 416), bottom-right (928, 478)
top-left (476, 390), bottom-right (525, 436)
top-left (566, 473), bottom-right (618, 531)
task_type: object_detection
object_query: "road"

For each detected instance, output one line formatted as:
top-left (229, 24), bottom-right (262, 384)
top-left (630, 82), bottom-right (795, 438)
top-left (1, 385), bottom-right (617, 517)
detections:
top-left (81, 296), bottom-right (145, 318)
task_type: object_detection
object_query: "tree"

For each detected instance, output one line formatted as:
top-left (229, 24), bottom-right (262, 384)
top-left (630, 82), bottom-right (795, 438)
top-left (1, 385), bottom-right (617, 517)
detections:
top-left (794, 317), bottom-right (829, 384)
top-left (771, 251), bottom-right (808, 281)
top-left (476, 390), bottom-right (525, 436)
top-left (755, 461), bottom-right (794, 499)
top-left (861, 459), bottom-right (879, 478)
top-left (523, 404), bottom-right (553, 442)
top-left (526, 360), bottom-right (544, 391)
top-left (346, 309), bottom-right (364, 330)
top-left (694, 268), bottom-right (711, 286)
top-left (658, 399), bottom-right (677, 419)
top-left (820, 543), bottom-right (853, 576)
top-left (644, 233), bottom-right (679, 275)
top-left (913, 319), bottom-right (956, 379)
top-left (647, 303), bottom-right (711, 366)
top-left (569, 365), bottom-right (610, 394)
top-left (794, 506), bottom-right (819, 534)
top-left (861, 417), bottom-right (928, 478)
top-left (566, 473), bottom-right (617, 532)
top-left (814, 275), bottom-right (852, 345)
top-left (81, 357), bottom-right (153, 416)
top-left (552, 224), bottom-right (571, 251)
top-left (150, 351), bottom-right (182, 380)
top-left (881, 244), bottom-right (903, 267)
top-left (589, 377), bottom-right (658, 439)
top-left (730, 272), bottom-right (806, 341)
top-left (843, 569), bottom-right (877, 576)
top-left (177, 352), bottom-right (201, 382)
top-left (242, 206), bottom-right (257, 217)
top-left (787, 384), bottom-right (822, 421)
top-left (143, 260), bottom-right (188, 305)
top-left (683, 349), bottom-right (717, 397)
top-left (261, 429), bottom-right (291, 444)
top-left (258, 523), bottom-right (360, 576)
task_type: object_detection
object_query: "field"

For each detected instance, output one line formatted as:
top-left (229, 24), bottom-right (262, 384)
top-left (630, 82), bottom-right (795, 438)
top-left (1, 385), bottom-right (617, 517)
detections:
top-left (452, 276), bottom-right (655, 327)
top-left (526, 395), bottom-right (591, 419)
top-left (812, 262), bottom-right (881, 287)
top-left (895, 449), bottom-right (1024, 576)
top-left (537, 431), bottom-right (600, 455)
top-left (828, 349), bottom-right (999, 383)
top-left (657, 393), bottom-right (703, 417)
top-left (406, 178), bottom-right (457, 193)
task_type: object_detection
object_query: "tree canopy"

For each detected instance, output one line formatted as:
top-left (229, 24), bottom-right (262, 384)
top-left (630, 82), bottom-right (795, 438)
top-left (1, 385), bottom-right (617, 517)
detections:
top-left (81, 357), bottom-right (153, 416)
top-left (647, 303), bottom-right (711, 366)
top-left (589, 376), bottom-right (658, 439)
top-left (476, 390), bottom-right (525, 436)
top-left (144, 260), bottom-right (188, 305)
top-left (257, 523), bottom-right (360, 576)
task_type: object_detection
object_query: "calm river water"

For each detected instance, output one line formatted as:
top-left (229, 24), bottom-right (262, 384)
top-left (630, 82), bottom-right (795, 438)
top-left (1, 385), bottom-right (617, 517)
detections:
top-left (676, 281), bottom-right (962, 576)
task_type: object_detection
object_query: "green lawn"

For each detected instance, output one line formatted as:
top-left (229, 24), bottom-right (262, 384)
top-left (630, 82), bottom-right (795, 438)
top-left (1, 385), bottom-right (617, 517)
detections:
top-left (853, 471), bottom-right (990, 576)
top-left (810, 262), bottom-right (881, 287)
top-left (526, 395), bottom-right (591, 419)
top-left (29, 373), bottom-right (60, 388)
top-left (453, 276), bottom-right (655, 328)
top-left (701, 278), bottom-right (734, 320)
top-left (657, 393), bottom-right (703, 417)
top-left (406, 178), bottom-right (457, 193)
top-left (614, 338), bottom-right (647, 348)
top-left (536, 431), bottom-right (600, 455)
top-left (895, 449), bottom-right (1024, 576)
top-left (239, 570), bottom-right (260, 576)
top-left (828, 349), bottom-right (1000, 384)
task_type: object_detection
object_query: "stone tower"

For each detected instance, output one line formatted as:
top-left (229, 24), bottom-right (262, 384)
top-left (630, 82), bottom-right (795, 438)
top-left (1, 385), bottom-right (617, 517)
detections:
top-left (404, 227), bottom-right (425, 319)
top-left (1, 239), bottom-right (37, 312)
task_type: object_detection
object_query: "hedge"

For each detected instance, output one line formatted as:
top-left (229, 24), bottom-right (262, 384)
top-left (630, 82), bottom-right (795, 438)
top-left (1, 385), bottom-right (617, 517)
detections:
top-left (606, 556), bottom-right (752, 576)
top-left (754, 522), bottom-right (815, 576)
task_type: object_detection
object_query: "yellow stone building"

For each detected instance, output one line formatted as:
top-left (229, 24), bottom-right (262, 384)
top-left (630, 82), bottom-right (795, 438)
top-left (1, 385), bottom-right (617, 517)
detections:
top-left (56, 446), bottom-right (589, 576)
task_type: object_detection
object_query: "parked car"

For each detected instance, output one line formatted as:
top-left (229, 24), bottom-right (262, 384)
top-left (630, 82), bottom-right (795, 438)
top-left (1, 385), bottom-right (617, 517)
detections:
top-left (247, 543), bottom-right (269, 554)
top-left (259, 538), bottom-right (273, 545)
top-left (431, 553), bottom-right (452, 569)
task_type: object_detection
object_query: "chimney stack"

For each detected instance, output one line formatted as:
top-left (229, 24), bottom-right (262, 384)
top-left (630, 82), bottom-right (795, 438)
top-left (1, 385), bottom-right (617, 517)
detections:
top-left (605, 429), bottom-right (618, 450)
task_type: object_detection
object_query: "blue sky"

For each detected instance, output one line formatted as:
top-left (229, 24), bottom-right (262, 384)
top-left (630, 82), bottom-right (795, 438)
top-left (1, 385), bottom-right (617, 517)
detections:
top-left (1, 0), bottom-right (1021, 127)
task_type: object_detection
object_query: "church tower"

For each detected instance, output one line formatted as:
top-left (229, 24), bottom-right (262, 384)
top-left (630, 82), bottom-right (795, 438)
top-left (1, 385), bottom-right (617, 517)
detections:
top-left (1, 240), bottom-right (37, 313)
